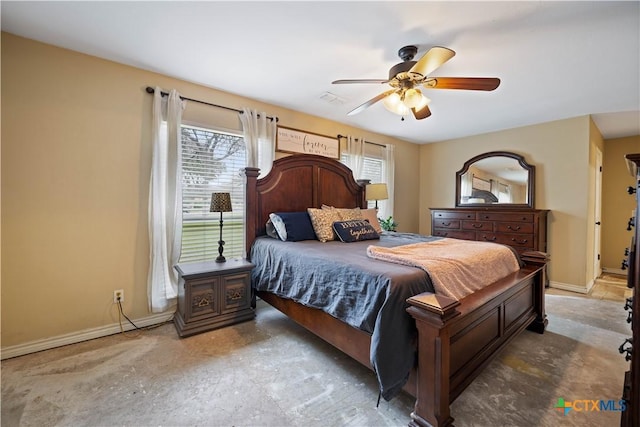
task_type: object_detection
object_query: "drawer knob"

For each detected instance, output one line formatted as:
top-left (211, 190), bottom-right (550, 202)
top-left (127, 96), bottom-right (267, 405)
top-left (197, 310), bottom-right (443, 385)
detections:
top-left (511, 238), bottom-right (528, 244)
top-left (507, 225), bottom-right (521, 231)
top-left (442, 221), bottom-right (451, 226)
top-left (472, 223), bottom-right (484, 229)
top-left (482, 235), bottom-right (497, 241)
top-left (622, 259), bottom-right (629, 270)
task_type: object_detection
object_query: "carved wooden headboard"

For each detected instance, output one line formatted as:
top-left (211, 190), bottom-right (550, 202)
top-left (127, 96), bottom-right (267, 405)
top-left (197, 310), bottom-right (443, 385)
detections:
top-left (245, 154), bottom-right (367, 251)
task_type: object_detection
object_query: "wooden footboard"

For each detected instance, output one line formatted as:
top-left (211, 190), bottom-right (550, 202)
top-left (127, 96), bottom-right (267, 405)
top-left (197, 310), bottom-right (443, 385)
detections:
top-left (406, 252), bottom-right (547, 427)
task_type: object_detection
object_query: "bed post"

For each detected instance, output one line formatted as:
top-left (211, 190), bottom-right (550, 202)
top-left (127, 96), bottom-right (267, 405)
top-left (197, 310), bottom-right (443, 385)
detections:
top-left (406, 294), bottom-right (460, 427)
top-left (245, 167), bottom-right (260, 257)
top-left (521, 251), bottom-right (549, 334)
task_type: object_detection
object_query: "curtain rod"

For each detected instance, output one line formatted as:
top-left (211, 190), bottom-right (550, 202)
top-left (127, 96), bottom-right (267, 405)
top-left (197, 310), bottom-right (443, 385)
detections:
top-left (337, 134), bottom-right (386, 148)
top-left (145, 86), bottom-right (278, 122)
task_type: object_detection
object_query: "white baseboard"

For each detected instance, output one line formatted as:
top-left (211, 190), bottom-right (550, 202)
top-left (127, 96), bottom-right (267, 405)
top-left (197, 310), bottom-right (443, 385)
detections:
top-left (0, 311), bottom-right (175, 360)
top-left (549, 280), bottom-right (591, 294)
top-left (602, 267), bottom-right (628, 276)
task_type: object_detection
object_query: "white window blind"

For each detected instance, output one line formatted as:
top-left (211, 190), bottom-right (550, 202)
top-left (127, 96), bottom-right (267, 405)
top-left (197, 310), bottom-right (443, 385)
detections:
top-left (180, 124), bottom-right (246, 263)
top-left (341, 154), bottom-right (384, 209)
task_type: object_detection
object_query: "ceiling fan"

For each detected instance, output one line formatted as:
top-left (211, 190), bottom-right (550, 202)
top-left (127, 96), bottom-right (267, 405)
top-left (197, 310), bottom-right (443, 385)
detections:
top-left (332, 45), bottom-right (500, 120)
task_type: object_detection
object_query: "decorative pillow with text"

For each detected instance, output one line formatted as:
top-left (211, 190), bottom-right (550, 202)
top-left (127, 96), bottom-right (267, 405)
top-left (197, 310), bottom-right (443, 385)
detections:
top-left (332, 219), bottom-right (380, 243)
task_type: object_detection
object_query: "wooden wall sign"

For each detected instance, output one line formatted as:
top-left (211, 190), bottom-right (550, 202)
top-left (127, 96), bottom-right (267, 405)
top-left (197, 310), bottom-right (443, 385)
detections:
top-left (276, 126), bottom-right (340, 159)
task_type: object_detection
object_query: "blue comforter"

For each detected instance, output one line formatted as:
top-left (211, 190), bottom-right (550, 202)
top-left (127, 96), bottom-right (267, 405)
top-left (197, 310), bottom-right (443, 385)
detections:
top-left (250, 232), bottom-right (440, 400)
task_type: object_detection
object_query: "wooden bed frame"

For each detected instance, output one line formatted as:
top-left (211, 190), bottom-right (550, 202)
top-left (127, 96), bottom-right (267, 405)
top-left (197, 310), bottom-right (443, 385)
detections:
top-left (245, 154), bottom-right (548, 427)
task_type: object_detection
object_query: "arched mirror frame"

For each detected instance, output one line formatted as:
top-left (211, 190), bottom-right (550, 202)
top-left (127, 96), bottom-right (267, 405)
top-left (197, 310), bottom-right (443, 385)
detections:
top-left (455, 151), bottom-right (535, 209)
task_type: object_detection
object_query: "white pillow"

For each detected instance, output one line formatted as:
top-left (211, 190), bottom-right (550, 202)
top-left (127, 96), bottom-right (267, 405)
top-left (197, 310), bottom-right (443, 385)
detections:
top-left (269, 213), bottom-right (287, 241)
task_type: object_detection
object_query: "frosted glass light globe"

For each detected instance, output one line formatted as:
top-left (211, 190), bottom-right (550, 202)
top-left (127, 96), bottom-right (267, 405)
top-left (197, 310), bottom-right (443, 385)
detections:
top-left (403, 88), bottom-right (423, 108)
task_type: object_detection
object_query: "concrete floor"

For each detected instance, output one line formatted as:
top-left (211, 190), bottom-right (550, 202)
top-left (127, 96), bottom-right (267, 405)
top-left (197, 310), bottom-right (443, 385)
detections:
top-left (1, 290), bottom-right (631, 427)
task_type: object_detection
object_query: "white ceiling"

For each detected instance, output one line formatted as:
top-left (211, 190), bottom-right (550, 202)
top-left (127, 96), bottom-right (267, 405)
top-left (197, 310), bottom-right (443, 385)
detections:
top-left (2, 1), bottom-right (639, 144)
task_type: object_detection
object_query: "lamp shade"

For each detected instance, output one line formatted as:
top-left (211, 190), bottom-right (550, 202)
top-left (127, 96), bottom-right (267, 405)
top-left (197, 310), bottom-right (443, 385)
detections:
top-left (366, 183), bottom-right (388, 201)
top-left (210, 192), bottom-right (232, 213)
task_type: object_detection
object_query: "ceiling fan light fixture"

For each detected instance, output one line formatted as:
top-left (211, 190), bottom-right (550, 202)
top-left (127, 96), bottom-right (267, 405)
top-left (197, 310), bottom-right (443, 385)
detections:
top-left (383, 91), bottom-right (409, 115)
top-left (415, 94), bottom-right (431, 110)
top-left (403, 88), bottom-right (423, 108)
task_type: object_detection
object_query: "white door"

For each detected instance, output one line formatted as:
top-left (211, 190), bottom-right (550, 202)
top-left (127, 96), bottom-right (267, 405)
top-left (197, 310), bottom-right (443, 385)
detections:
top-left (594, 147), bottom-right (603, 279)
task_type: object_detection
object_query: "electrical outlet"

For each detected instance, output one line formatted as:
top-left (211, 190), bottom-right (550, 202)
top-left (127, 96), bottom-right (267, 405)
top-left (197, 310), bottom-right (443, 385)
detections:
top-left (113, 289), bottom-right (124, 304)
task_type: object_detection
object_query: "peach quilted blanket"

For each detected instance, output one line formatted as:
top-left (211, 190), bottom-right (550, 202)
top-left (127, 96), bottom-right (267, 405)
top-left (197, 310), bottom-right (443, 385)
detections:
top-left (367, 237), bottom-right (520, 300)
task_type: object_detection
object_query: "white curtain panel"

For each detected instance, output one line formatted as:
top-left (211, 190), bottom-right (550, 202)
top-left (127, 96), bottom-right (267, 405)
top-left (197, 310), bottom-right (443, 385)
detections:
top-left (147, 87), bottom-right (185, 313)
top-left (240, 108), bottom-right (276, 177)
top-left (343, 136), bottom-right (365, 179)
top-left (380, 144), bottom-right (395, 219)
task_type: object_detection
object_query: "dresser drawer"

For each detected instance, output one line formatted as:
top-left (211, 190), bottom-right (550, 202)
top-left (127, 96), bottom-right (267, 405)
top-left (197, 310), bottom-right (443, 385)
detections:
top-left (495, 222), bottom-right (534, 234)
top-left (433, 219), bottom-right (461, 229)
top-left (433, 229), bottom-right (476, 240)
top-left (462, 220), bottom-right (494, 231)
top-left (494, 233), bottom-right (535, 249)
top-left (433, 211), bottom-right (475, 220)
top-left (478, 212), bottom-right (534, 222)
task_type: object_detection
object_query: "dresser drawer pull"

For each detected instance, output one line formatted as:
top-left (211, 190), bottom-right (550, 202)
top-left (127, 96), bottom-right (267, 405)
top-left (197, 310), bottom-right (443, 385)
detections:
top-left (507, 225), bottom-right (521, 231)
top-left (467, 214), bottom-right (473, 218)
top-left (442, 221), bottom-right (451, 226)
top-left (482, 235), bottom-right (497, 241)
top-left (511, 238), bottom-right (529, 244)
top-left (472, 223), bottom-right (484, 229)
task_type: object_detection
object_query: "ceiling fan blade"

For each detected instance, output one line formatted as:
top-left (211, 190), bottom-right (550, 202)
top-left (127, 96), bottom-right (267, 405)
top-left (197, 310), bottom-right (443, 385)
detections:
top-left (347, 90), bottom-right (396, 116)
top-left (332, 79), bottom-right (389, 84)
top-left (409, 46), bottom-right (456, 78)
top-left (424, 77), bottom-right (501, 91)
top-left (412, 104), bottom-right (432, 120)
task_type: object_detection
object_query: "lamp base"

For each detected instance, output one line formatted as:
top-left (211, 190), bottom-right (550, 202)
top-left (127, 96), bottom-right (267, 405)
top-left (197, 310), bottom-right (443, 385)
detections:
top-left (215, 255), bottom-right (226, 263)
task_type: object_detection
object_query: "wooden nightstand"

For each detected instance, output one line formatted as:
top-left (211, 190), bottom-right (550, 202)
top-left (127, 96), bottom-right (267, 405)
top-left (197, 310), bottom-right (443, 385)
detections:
top-left (174, 259), bottom-right (255, 337)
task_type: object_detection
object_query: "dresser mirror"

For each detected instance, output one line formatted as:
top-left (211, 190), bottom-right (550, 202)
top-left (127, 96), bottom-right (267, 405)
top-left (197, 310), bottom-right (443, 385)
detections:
top-left (455, 151), bottom-right (535, 208)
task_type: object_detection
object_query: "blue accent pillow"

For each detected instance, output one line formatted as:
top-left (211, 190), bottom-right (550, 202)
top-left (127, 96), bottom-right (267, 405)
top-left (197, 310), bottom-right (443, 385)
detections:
top-left (269, 212), bottom-right (317, 242)
top-left (332, 219), bottom-right (380, 243)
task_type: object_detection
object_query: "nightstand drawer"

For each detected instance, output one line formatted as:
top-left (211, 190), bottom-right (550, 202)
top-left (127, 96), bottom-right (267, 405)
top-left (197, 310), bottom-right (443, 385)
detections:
top-left (221, 272), bottom-right (251, 314)
top-left (187, 276), bottom-right (221, 321)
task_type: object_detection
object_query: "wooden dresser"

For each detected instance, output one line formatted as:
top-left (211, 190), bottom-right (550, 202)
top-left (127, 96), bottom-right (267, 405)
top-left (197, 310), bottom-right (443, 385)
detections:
top-left (430, 208), bottom-right (548, 254)
top-left (621, 153), bottom-right (639, 427)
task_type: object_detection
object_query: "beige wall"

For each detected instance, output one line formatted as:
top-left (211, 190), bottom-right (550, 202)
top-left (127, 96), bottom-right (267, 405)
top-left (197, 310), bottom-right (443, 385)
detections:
top-left (1, 33), bottom-right (420, 350)
top-left (601, 135), bottom-right (640, 271)
top-left (419, 116), bottom-right (593, 290)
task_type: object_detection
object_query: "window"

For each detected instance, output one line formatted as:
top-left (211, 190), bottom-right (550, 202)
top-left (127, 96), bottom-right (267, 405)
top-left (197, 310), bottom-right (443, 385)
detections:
top-left (180, 124), bottom-right (246, 263)
top-left (341, 152), bottom-right (384, 210)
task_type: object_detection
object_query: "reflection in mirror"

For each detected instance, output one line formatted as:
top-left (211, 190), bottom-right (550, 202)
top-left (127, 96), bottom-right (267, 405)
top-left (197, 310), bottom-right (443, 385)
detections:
top-left (456, 151), bottom-right (535, 208)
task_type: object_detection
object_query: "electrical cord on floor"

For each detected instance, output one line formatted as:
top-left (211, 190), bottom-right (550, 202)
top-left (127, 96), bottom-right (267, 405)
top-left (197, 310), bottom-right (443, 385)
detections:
top-left (115, 298), bottom-right (174, 338)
